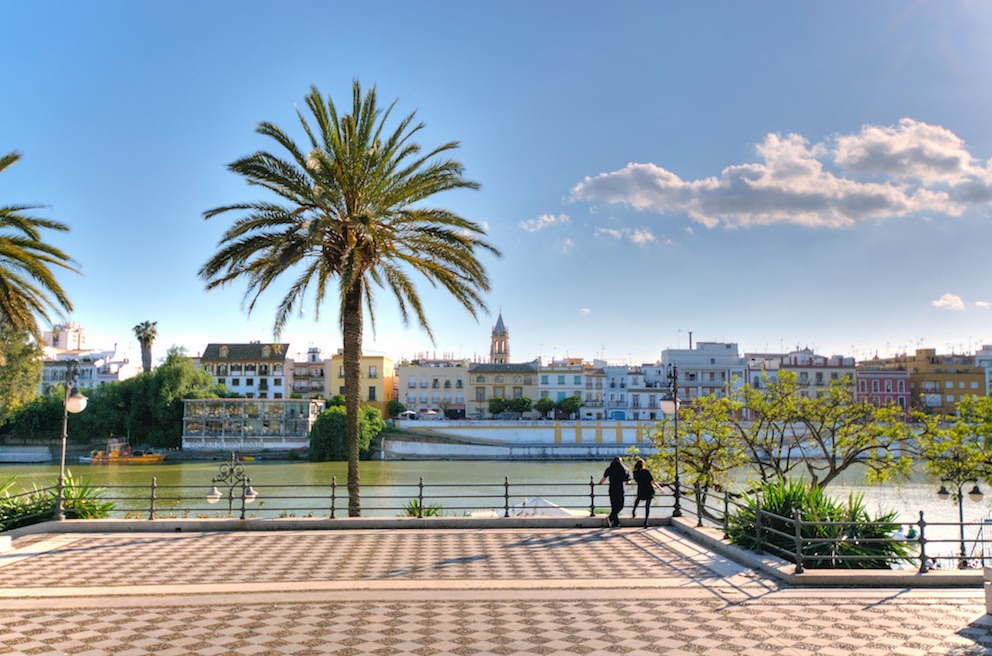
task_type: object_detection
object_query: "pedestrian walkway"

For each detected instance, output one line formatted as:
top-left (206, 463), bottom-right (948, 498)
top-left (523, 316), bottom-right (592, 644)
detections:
top-left (1, 526), bottom-right (990, 655)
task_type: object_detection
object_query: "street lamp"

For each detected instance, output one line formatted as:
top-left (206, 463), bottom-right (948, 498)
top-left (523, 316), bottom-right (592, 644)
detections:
top-left (207, 452), bottom-right (258, 519)
top-left (659, 364), bottom-right (681, 517)
top-left (936, 479), bottom-right (984, 569)
top-left (55, 360), bottom-right (88, 521)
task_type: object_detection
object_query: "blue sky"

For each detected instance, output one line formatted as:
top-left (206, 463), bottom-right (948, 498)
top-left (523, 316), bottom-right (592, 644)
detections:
top-left (4, 1), bottom-right (992, 366)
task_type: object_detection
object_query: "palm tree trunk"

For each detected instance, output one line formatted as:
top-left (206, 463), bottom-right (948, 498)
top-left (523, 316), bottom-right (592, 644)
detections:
top-left (342, 285), bottom-right (363, 516)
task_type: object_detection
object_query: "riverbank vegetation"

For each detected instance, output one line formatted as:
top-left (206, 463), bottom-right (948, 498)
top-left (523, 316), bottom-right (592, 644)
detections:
top-left (0, 473), bottom-right (112, 530)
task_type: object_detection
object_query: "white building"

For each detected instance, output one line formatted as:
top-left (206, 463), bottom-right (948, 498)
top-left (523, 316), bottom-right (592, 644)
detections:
top-left (40, 323), bottom-right (139, 392)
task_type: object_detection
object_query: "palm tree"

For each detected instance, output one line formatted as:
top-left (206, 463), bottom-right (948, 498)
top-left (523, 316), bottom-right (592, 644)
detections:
top-left (0, 151), bottom-right (77, 350)
top-left (199, 82), bottom-right (500, 516)
top-left (133, 320), bottom-right (158, 373)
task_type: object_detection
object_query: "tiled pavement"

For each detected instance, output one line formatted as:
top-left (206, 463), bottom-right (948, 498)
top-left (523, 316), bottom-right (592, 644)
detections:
top-left (1, 527), bottom-right (991, 655)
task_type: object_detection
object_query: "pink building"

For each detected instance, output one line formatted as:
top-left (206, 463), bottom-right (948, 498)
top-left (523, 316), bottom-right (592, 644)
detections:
top-left (853, 368), bottom-right (911, 415)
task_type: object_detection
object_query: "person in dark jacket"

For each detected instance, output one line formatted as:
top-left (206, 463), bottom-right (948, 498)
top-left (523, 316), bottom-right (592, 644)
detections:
top-left (598, 456), bottom-right (629, 527)
top-left (631, 458), bottom-right (663, 528)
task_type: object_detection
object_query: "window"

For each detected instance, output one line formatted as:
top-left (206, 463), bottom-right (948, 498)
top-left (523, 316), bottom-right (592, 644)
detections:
top-left (557, 391), bottom-right (566, 401)
top-left (476, 375), bottom-right (485, 383)
top-left (871, 380), bottom-right (879, 393)
top-left (246, 378), bottom-right (254, 386)
top-left (513, 387), bottom-right (522, 398)
top-left (524, 376), bottom-right (533, 385)
top-left (494, 386), bottom-right (505, 398)
top-left (541, 390), bottom-right (549, 398)
top-left (557, 375), bottom-right (565, 385)
top-left (409, 376), bottom-right (416, 388)
top-left (339, 387), bottom-right (346, 395)
top-left (897, 380), bottom-right (905, 392)
top-left (339, 366), bottom-right (345, 377)
top-left (274, 378), bottom-right (281, 386)
top-left (495, 376), bottom-right (504, 384)
top-left (859, 380), bottom-right (866, 393)
top-left (259, 364), bottom-right (269, 376)
top-left (421, 376), bottom-right (428, 387)
top-left (541, 375), bottom-right (549, 384)
top-left (476, 388), bottom-right (485, 401)
top-left (218, 364), bottom-right (228, 375)
top-left (574, 375), bottom-right (581, 385)
top-left (232, 378), bottom-right (240, 386)
top-left (274, 364), bottom-right (283, 375)
top-left (369, 365), bottom-right (377, 379)
top-left (262, 346), bottom-right (270, 358)
top-left (432, 377), bottom-right (439, 389)
top-left (218, 378), bottom-right (226, 385)
top-left (456, 378), bottom-right (463, 389)
top-left (368, 386), bottom-right (376, 401)
top-left (946, 394), bottom-right (954, 403)
top-left (205, 364), bottom-right (214, 374)
top-left (885, 380), bottom-right (892, 393)
top-left (407, 392), bottom-right (416, 404)
top-left (219, 346), bottom-right (229, 358)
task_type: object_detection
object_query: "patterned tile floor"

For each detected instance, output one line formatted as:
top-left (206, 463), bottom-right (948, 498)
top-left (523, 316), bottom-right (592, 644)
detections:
top-left (1, 527), bottom-right (990, 655)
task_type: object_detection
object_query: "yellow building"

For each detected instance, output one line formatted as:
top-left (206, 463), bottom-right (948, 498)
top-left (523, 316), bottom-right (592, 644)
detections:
top-left (466, 362), bottom-right (540, 417)
top-left (328, 349), bottom-right (396, 416)
top-left (862, 348), bottom-right (984, 415)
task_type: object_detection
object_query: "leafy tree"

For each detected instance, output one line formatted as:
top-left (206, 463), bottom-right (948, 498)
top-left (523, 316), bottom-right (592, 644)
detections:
top-left (327, 394), bottom-right (346, 407)
top-left (386, 399), bottom-right (406, 417)
top-left (0, 151), bottom-right (78, 350)
top-left (645, 393), bottom-right (749, 507)
top-left (133, 320), bottom-right (158, 374)
top-left (200, 82), bottom-right (499, 516)
top-left (309, 405), bottom-right (386, 461)
top-left (0, 325), bottom-right (43, 426)
top-left (556, 395), bottom-right (583, 418)
top-left (534, 397), bottom-right (555, 418)
top-left (917, 395), bottom-right (992, 489)
top-left (487, 397), bottom-right (508, 416)
top-left (691, 372), bottom-right (915, 489)
top-left (507, 396), bottom-right (532, 414)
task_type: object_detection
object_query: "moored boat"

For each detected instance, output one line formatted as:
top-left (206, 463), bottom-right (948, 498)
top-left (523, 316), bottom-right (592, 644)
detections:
top-left (79, 438), bottom-right (166, 464)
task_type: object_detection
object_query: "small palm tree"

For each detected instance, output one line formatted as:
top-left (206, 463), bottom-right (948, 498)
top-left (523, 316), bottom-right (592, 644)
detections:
top-left (0, 151), bottom-right (77, 348)
top-left (200, 82), bottom-right (500, 516)
top-left (133, 320), bottom-right (158, 373)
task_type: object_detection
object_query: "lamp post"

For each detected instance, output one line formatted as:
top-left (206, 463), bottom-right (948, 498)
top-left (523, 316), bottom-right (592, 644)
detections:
top-left (659, 364), bottom-right (681, 517)
top-left (936, 479), bottom-right (983, 569)
top-left (55, 360), bottom-right (88, 521)
top-left (207, 452), bottom-right (258, 519)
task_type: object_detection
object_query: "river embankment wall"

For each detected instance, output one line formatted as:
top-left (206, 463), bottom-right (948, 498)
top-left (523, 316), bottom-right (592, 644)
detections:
top-left (383, 419), bottom-right (657, 460)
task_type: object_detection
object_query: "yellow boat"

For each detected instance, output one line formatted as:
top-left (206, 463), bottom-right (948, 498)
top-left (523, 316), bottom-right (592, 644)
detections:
top-left (80, 438), bottom-right (166, 465)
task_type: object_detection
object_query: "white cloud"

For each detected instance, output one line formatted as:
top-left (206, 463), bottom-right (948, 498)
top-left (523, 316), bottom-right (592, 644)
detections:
top-left (519, 213), bottom-right (571, 232)
top-left (932, 293), bottom-right (966, 311)
top-left (556, 238), bottom-right (575, 254)
top-left (593, 226), bottom-right (656, 245)
top-left (976, 301), bottom-right (991, 310)
top-left (579, 308), bottom-right (591, 316)
top-left (570, 119), bottom-right (992, 229)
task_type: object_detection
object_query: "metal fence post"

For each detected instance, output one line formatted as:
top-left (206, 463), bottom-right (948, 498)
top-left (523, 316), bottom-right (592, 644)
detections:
top-left (503, 476), bottom-right (510, 518)
top-left (330, 475), bottom-right (336, 519)
top-left (755, 505), bottom-right (764, 555)
top-left (793, 508), bottom-right (804, 574)
top-left (918, 510), bottom-right (930, 574)
top-left (722, 490), bottom-right (730, 539)
top-left (589, 476), bottom-right (596, 517)
top-left (148, 477), bottom-right (157, 520)
top-left (418, 477), bottom-right (424, 518)
top-left (694, 482), bottom-right (703, 527)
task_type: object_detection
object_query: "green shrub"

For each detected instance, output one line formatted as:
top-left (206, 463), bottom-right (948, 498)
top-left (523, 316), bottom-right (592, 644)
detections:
top-left (402, 498), bottom-right (443, 517)
top-left (727, 479), bottom-right (915, 569)
top-left (0, 473), bottom-right (113, 531)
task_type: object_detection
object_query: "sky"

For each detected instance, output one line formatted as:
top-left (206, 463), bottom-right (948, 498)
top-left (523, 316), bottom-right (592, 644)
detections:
top-left (3, 1), bottom-right (992, 367)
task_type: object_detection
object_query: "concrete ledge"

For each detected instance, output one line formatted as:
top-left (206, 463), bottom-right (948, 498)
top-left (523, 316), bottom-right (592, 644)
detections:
top-left (669, 516), bottom-right (983, 588)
